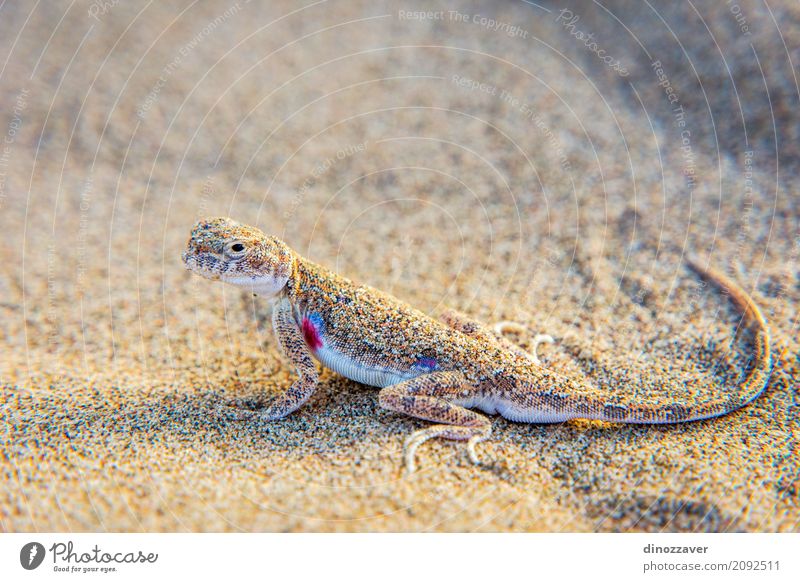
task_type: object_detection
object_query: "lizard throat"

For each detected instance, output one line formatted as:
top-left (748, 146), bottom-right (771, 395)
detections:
top-left (224, 274), bottom-right (288, 298)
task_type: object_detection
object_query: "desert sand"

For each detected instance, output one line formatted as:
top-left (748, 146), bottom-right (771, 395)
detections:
top-left (1, 0), bottom-right (798, 531)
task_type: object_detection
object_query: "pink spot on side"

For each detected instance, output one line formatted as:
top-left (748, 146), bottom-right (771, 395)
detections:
top-left (302, 317), bottom-right (323, 351)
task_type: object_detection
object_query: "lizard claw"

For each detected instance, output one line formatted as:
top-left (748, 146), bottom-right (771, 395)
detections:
top-left (493, 320), bottom-right (527, 335)
top-left (403, 432), bottom-right (429, 474)
top-left (530, 333), bottom-right (555, 365)
top-left (213, 398), bottom-right (284, 422)
top-left (213, 404), bottom-right (257, 421)
top-left (402, 427), bottom-right (492, 473)
top-left (466, 435), bottom-right (483, 466)
top-left (494, 321), bottom-right (556, 365)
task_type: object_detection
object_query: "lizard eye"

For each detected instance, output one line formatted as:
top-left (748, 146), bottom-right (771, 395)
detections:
top-left (224, 241), bottom-right (247, 258)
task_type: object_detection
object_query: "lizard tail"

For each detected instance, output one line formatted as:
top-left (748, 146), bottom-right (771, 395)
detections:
top-left (507, 257), bottom-right (772, 425)
top-left (580, 256), bottom-right (772, 424)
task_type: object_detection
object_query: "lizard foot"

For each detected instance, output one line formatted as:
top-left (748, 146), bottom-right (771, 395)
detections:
top-left (213, 401), bottom-right (287, 422)
top-left (493, 321), bottom-right (555, 365)
top-left (403, 424), bottom-right (492, 473)
top-left (378, 371), bottom-right (492, 473)
top-left (530, 333), bottom-right (555, 364)
top-left (467, 432), bottom-right (491, 465)
top-left (213, 403), bottom-right (261, 421)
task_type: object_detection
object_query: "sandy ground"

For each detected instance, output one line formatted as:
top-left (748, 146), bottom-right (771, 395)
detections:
top-left (1, 0), bottom-right (798, 532)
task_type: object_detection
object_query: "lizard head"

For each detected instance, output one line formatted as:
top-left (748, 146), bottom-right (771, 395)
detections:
top-left (182, 217), bottom-right (295, 298)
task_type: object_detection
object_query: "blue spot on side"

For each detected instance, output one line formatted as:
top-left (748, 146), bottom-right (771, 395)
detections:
top-left (306, 312), bottom-right (325, 329)
top-left (416, 357), bottom-right (438, 371)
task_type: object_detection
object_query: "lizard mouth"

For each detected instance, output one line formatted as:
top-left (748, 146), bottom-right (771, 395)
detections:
top-left (182, 249), bottom-right (224, 281)
top-left (184, 252), bottom-right (286, 297)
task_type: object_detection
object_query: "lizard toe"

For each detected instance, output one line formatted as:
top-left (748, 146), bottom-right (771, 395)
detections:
top-left (213, 404), bottom-right (256, 421)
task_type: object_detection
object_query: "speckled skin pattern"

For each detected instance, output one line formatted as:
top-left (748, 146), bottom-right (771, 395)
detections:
top-left (183, 217), bottom-right (772, 471)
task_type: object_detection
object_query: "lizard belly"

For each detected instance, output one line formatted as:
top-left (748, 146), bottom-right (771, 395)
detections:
top-left (454, 395), bottom-right (571, 422)
top-left (299, 312), bottom-right (417, 388)
top-left (312, 344), bottom-right (414, 388)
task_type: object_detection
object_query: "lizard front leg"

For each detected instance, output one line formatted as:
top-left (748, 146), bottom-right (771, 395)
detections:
top-left (229, 297), bottom-right (319, 421)
top-left (378, 371), bottom-right (491, 472)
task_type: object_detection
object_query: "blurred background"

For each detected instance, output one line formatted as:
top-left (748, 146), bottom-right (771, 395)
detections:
top-left (1, 0), bottom-right (797, 532)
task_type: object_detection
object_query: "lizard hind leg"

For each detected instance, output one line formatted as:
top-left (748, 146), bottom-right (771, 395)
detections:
top-left (439, 308), bottom-right (553, 365)
top-left (377, 371), bottom-right (492, 473)
top-left (494, 320), bottom-right (555, 365)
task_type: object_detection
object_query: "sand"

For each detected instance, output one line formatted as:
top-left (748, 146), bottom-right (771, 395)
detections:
top-left (1, 0), bottom-right (798, 532)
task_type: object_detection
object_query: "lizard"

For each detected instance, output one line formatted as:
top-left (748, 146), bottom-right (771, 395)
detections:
top-left (182, 217), bottom-right (772, 472)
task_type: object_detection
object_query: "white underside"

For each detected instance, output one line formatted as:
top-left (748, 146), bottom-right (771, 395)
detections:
top-left (452, 395), bottom-right (572, 423)
top-left (312, 345), bottom-right (572, 422)
top-left (312, 344), bottom-right (416, 388)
